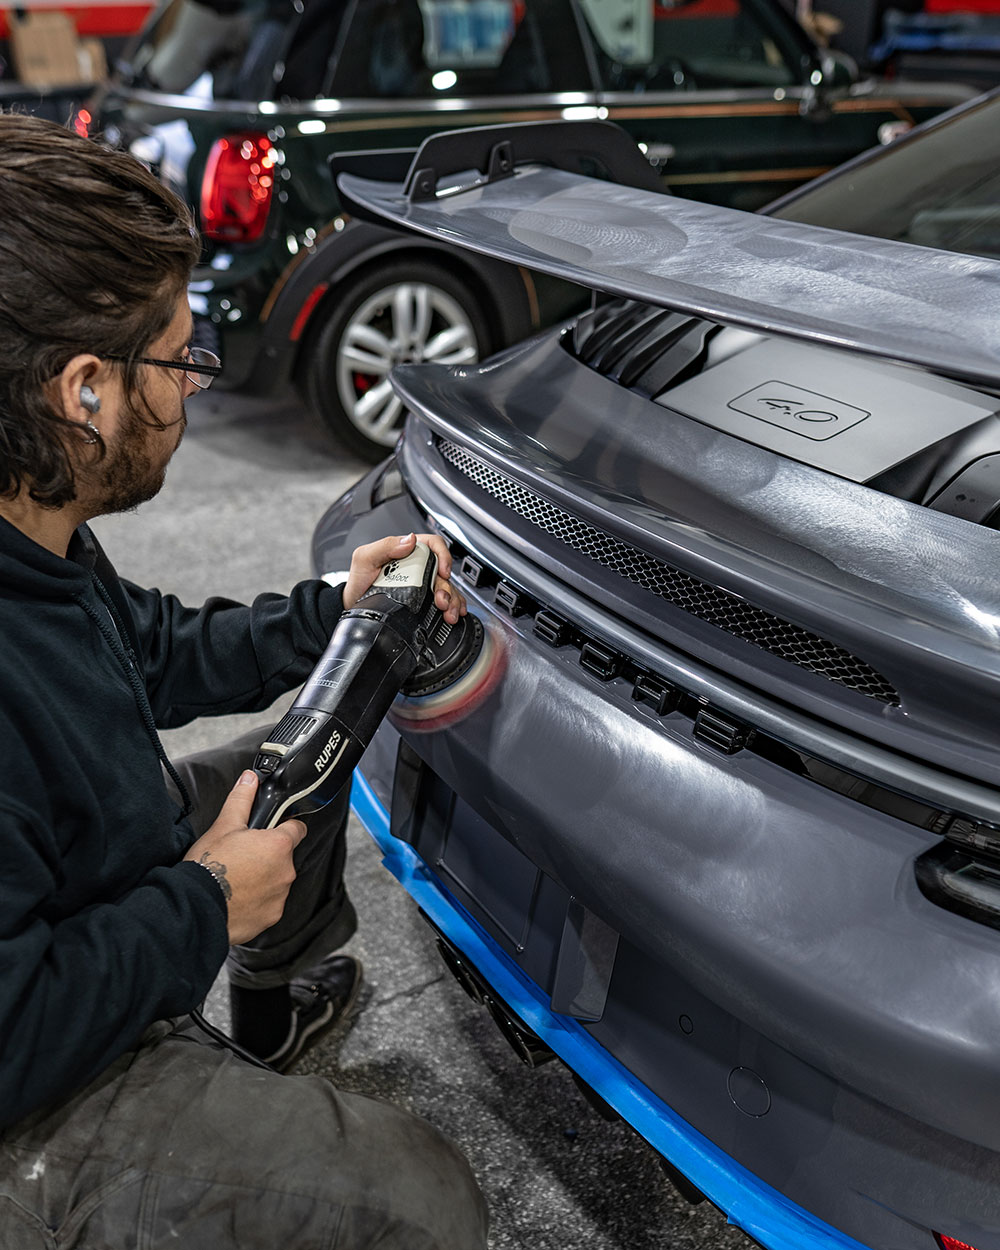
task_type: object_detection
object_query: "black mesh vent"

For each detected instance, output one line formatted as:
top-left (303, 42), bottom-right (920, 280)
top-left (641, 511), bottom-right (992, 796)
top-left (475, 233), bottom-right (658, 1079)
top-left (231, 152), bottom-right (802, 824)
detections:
top-left (436, 438), bottom-right (900, 705)
top-left (570, 298), bottom-right (719, 396)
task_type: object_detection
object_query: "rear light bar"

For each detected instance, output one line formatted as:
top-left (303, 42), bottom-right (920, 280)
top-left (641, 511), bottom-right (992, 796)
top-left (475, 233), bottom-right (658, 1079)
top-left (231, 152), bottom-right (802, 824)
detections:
top-left (200, 132), bottom-right (276, 243)
top-left (935, 1235), bottom-right (983, 1250)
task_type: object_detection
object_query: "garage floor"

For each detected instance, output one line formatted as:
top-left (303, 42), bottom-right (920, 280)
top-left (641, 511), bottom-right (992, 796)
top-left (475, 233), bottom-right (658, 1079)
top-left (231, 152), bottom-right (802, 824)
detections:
top-left (93, 385), bottom-right (755, 1250)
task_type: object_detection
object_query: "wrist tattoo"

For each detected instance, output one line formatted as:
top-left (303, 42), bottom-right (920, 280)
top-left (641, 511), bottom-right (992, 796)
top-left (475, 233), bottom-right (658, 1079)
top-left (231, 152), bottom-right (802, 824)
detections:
top-left (198, 854), bottom-right (233, 901)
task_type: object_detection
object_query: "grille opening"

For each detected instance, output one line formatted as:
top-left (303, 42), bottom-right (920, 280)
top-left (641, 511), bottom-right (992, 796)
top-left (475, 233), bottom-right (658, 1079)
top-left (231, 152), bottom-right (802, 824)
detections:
top-left (570, 298), bottom-right (715, 395)
top-left (434, 436), bottom-right (900, 706)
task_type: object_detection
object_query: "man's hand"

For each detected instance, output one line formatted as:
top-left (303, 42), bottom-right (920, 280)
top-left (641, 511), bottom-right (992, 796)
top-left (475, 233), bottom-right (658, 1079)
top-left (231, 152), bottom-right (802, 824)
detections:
top-left (183, 771), bottom-right (306, 945)
top-left (342, 532), bottom-right (467, 623)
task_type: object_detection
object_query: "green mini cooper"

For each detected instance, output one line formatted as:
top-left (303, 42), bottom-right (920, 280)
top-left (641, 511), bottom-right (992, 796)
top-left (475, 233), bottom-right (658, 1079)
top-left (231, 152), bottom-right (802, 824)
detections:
top-left (90, 0), bottom-right (971, 459)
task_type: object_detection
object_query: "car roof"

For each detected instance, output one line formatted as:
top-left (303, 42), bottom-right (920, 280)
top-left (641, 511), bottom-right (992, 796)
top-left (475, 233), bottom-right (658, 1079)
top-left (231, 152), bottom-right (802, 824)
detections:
top-left (337, 121), bottom-right (1000, 392)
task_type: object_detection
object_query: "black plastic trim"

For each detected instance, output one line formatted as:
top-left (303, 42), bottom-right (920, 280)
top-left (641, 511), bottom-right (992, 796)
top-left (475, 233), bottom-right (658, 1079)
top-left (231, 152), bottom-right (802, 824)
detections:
top-left (534, 608), bottom-right (571, 648)
top-left (693, 707), bottom-right (754, 756)
top-left (495, 581), bottom-right (529, 616)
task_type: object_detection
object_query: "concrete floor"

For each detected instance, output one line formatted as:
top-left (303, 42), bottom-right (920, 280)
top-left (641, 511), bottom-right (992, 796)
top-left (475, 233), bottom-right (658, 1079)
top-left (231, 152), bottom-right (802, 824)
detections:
top-left (93, 385), bottom-right (755, 1250)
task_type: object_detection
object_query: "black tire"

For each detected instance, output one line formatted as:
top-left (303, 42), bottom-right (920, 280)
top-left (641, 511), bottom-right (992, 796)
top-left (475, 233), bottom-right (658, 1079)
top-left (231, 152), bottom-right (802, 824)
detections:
top-left (303, 259), bottom-right (493, 462)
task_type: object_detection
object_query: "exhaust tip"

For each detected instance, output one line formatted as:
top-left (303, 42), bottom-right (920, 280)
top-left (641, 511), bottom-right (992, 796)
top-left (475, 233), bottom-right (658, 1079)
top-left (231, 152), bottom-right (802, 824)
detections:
top-left (432, 930), bottom-right (554, 1067)
top-left (658, 1155), bottom-right (707, 1206)
top-left (483, 997), bottom-right (554, 1068)
top-left (434, 937), bottom-right (485, 1005)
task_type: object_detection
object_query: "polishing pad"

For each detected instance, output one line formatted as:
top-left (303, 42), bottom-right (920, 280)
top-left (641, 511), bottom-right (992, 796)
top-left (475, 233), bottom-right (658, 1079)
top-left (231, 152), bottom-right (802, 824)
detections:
top-left (392, 614), bottom-right (506, 733)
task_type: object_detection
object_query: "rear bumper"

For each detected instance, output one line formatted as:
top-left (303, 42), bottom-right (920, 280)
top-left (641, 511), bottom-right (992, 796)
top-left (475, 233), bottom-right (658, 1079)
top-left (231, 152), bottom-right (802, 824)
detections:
top-left (188, 282), bottom-right (292, 396)
top-left (351, 771), bottom-right (869, 1250)
top-left (317, 476), bottom-right (1000, 1250)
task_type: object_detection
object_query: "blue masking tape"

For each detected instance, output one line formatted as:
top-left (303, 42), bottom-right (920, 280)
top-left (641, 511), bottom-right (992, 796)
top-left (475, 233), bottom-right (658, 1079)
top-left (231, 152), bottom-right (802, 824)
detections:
top-left (351, 769), bottom-right (870, 1250)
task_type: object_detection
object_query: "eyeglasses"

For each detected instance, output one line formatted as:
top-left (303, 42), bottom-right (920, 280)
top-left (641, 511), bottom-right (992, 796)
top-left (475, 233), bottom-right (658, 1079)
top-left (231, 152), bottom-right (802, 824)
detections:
top-left (104, 347), bottom-right (223, 390)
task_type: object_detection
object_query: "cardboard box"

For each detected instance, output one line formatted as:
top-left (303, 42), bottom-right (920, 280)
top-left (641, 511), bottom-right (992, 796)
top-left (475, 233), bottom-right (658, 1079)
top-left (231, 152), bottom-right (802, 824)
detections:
top-left (80, 37), bottom-right (107, 82)
top-left (9, 10), bottom-right (95, 87)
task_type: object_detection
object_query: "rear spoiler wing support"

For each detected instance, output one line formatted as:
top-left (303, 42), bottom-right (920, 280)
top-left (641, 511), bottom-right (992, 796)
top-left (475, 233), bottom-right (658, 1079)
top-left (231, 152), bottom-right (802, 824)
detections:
top-left (330, 119), bottom-right (663, 218)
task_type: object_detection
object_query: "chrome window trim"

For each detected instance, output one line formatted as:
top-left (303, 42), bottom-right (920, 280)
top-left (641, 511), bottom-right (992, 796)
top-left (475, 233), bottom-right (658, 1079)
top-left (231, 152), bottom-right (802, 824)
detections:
top-left (109, 87), bottom-right (598, 116)
top-left (600, 86), bottom-right (810, 107)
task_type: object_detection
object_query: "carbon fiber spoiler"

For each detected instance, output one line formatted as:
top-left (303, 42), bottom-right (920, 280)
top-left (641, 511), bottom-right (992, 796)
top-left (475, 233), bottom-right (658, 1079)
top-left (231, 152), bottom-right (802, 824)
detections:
top-left (334, 120), bottom-right (1000, 391)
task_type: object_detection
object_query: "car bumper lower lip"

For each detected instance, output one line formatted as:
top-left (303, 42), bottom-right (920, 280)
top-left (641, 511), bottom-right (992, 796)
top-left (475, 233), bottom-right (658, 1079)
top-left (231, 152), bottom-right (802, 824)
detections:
top-left (351, 769), bottom-right (871, 1250)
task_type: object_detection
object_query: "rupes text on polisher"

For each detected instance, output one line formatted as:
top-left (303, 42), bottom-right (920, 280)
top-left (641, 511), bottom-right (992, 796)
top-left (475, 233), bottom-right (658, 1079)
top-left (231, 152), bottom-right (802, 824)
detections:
top-left (314, 730), bottom-right (343, 773)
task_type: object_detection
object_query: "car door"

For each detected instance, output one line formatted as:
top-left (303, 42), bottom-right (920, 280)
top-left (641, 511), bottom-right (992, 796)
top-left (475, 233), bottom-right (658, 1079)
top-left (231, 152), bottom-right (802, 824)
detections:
top-left (575, 0), bottom-right (854, 211)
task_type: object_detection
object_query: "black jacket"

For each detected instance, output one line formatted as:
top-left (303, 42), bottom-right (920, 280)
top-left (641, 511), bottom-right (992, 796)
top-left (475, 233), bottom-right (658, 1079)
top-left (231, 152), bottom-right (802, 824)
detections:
top-left (0, 517), bottom-right (344, 1127)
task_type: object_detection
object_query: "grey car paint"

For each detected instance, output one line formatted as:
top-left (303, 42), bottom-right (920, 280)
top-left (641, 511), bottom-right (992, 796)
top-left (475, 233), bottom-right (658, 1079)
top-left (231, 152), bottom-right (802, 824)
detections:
top-left (387, 343), bottom-right (1000, 787)
top-left (337, 150), bottom-right (1000, 390)
top-left (311, 115), bottom-right (1000, 1249)
top-left (315, 451), bottom-right (1000, 1249)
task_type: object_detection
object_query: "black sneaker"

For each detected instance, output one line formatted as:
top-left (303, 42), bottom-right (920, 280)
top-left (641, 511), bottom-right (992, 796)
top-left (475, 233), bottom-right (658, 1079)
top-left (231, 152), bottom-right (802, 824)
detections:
top-left (263, 953), bottom-right (363, 1072)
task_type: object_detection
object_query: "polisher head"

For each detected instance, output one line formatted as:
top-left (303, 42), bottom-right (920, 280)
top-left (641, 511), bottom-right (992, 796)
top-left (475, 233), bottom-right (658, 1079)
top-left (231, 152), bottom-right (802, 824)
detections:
top-left (393, 613), bottom-right (506, 732)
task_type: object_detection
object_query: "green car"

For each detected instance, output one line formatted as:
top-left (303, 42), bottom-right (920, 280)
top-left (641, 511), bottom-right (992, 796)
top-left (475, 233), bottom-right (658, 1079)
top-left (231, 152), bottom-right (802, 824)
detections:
top-left (90, 0), bottom-right (972, 459)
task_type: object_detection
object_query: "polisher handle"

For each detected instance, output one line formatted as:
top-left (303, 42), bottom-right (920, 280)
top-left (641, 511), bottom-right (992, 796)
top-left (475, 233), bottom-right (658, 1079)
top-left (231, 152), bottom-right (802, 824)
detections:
top-left (354, 540), bottom-right (439, 620)
top-left (246, 543), bottom-right (441, 829)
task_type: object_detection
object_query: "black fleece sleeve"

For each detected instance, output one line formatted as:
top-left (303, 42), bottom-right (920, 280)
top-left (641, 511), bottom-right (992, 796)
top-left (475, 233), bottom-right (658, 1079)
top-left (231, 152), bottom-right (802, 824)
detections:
top-left (121, 578), bottom-right (345, 729)
top-left (0, 799), bottom-right (228, 1128)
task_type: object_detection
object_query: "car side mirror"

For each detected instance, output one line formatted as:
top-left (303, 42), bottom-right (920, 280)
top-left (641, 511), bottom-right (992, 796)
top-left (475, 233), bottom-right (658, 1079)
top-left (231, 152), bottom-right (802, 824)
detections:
top-left (799, 47), bottom-right (857, 121)
top-left (821, 49), bottom-right (859, 88)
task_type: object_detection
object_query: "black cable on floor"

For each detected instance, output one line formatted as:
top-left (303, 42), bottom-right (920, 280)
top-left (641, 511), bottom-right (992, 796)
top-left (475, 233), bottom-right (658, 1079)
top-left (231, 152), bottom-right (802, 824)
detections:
top-left (190, 1006), bottom-right (277, 1071)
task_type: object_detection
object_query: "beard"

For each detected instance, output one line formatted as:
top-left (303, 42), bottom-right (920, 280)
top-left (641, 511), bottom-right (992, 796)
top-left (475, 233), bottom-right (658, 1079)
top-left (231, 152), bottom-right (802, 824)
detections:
top-left (94, 402), bottom-right (186, 515)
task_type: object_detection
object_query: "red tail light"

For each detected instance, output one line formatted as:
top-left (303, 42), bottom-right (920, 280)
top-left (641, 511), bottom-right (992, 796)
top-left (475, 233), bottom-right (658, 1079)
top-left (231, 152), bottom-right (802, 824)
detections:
top-left (936, 1234), bottom-right (983, 1250)
top-left (200, 132), bottom-right (276, 243)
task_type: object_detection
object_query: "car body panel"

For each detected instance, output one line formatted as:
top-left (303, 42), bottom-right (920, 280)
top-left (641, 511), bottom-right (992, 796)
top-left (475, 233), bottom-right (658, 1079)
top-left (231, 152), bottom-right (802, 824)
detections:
top-left (249, 219), bottom-right (556, 394)
top-left (349, 772), bottom-right (876, 1250)
top-left (602, 78), bottom-right (972, 208)
top-left (384, 343), bottom-right (1000, 786)
top-left (310, 99), bottom-right (1000, 1249)
top-left (313, 467), bottom-right (1000, 1249)
top-left (363, 519), bottom-right (1000, 1149)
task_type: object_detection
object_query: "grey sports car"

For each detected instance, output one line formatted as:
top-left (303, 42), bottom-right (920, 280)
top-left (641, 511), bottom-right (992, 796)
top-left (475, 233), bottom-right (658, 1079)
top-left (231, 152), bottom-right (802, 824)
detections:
top-left (311, 92), bottom-right (1000, 1250)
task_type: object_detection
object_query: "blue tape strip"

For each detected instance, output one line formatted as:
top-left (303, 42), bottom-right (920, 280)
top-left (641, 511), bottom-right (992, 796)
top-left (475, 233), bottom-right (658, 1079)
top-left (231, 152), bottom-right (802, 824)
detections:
top-left (351, 770), bottom-right (870, 1250)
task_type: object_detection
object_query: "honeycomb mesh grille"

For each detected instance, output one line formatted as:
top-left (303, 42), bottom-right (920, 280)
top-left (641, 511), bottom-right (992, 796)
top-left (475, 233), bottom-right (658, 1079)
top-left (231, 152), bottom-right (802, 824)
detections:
top-left (436, 438), bottom-right (900, 705)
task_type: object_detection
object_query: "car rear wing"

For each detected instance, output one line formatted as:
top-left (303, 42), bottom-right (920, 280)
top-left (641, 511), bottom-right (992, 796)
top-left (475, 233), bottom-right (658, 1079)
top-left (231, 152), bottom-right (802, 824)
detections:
top-left (329, 119), bottom-right (664, 207)
top-left (333, 120), bottom-right (1000, 393)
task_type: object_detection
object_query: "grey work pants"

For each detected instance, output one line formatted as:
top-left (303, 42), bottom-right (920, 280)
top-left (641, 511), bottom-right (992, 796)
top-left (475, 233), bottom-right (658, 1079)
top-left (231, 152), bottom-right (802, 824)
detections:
top-left (0, 1019), bottom-right (488, 1249)
top-left (0, 734), bottom-right (489, 1249)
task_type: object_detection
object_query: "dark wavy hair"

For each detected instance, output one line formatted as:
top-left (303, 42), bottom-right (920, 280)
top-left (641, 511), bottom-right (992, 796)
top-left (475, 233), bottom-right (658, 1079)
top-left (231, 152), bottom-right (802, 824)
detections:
top-left (0, 113), bottom-right (201, 506)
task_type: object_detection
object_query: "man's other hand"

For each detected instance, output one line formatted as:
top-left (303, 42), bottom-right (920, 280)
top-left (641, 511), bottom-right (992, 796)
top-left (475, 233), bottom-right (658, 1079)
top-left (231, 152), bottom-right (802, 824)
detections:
top-left (183, 771), bottom-right (306, 945)
top-left (342, 532), bottom-right (467, 624)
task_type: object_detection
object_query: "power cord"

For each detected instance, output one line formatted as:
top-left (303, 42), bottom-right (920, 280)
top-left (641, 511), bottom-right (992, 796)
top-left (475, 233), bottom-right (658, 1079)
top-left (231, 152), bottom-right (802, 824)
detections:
top-left (190, 1005), bottom-right (277, 1071)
